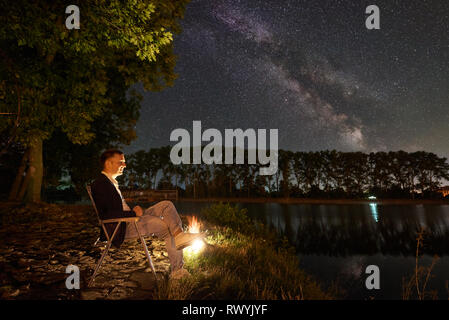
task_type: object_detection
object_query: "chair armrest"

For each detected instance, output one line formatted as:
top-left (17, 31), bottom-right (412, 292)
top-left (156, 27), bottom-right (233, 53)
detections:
top-left (101, 217), bottom-right (140, 224)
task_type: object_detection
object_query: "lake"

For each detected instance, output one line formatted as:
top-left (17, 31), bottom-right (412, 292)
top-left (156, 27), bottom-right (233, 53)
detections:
top-left (174, 201), bottom-right (449, 300)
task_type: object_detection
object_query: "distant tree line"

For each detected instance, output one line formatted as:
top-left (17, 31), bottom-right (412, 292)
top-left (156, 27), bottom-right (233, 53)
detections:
top-left (4, 144), bottom-right (447, 201)
top-left (120, 147), bottom-right (449, 199)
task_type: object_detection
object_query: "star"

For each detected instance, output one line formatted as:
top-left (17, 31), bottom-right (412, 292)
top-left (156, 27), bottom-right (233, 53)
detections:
top-left (125, 0), bottom-right (449, 161)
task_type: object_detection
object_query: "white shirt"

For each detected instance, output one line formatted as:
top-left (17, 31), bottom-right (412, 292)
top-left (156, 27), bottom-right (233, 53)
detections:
top-left (101, 171), bottom-right (131, 211)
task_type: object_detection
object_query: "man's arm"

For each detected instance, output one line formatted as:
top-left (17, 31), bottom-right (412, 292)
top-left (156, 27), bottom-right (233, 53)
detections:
top-left (92, 182), bottom-right (136, 220)
top-left (133, 206), bottom-right (143, 216)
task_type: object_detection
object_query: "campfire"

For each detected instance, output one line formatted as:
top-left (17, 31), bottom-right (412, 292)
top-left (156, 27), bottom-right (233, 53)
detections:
top-left (186, 216), bottom-right (204, 253)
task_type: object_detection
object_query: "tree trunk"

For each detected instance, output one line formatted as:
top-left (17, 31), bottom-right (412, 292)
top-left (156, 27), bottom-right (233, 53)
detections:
top-left (17, 164), bottom-right (32, 201)
top-left (24, 137), bottom-right (43, 202)
top-left (8, 149), bottom-right (29, 200)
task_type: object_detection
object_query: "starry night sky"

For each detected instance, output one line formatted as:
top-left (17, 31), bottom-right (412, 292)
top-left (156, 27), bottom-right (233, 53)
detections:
top-left (125, 0), bottom-right (449, 159)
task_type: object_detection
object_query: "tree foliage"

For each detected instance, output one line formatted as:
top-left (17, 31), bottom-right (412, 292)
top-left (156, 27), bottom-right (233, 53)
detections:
top-left (0, 0), bottom-right (190, 201)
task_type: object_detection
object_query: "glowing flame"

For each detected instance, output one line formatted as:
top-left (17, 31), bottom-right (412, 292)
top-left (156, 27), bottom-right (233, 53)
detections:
top-left (188, 216), bottom-right (200, 233)
top-left (186, 216), bottom-right (204, 254)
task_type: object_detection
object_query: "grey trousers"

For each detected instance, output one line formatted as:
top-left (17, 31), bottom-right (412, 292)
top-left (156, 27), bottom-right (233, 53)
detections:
top-left (124, 200), bottom-right (184, 272)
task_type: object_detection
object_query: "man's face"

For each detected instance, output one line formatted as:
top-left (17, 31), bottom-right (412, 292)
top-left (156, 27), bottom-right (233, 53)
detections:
top-left (106, 153), bottom-right (126, 177)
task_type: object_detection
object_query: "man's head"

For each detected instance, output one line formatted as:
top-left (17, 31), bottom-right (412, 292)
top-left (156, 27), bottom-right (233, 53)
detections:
top-left (100, 149), bottom-right (126, 178)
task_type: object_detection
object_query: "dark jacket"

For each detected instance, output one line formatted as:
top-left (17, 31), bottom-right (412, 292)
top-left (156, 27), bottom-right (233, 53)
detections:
top-left (91, 174), bottom-right (136, 248)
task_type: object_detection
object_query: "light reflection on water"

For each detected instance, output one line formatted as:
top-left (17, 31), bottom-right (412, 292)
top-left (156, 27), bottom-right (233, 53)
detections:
top-left (369, 203), bottom-right (378, 222)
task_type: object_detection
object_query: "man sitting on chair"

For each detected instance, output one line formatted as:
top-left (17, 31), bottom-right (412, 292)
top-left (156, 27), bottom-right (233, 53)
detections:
top-left (91, 149), bottom-right (203, 279)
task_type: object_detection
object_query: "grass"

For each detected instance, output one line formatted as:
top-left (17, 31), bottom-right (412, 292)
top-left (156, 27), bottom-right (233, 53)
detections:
top-left (152, 203), bottom-right (333, 300)
top-left (402, 228), bottom-right (441, 300)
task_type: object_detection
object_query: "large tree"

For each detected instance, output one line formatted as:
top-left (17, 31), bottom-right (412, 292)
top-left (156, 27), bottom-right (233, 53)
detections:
top-left (0, 0), bottom-right (190, 202)
top-left (42, 70), bottom-right (142, 195)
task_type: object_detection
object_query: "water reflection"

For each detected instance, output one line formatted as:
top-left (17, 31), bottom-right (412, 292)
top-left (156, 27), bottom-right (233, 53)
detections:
top-left (369, 203), bottom-right (378, 222)
top-left (237, 203), bottom-right (449, 257)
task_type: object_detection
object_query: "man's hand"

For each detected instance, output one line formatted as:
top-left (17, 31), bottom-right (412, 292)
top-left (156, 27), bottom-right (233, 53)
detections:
top-left (133, 206), bottom-right (143, 217)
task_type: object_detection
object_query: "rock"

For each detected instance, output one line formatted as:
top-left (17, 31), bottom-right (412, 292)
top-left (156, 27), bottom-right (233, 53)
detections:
top-left (10, 289), bottom-right (20, 297)
top-left (138, 261), bottom-right (147, 267)
top-left (19, 283), bottom-right (31, 291)
top-left (121, 281), bottom-right (138, 288)
top-left (81, 290), bottom-right (107, 300)
top-left (79, 256), bottom-right (94, 264)
top-left (11, 270), bottom-right (30, 282)
top-left (18, 258), bottom-right (33, 267)
top-left (30, 239), bottom-right (42, 246)
top-left (121, 267), bottom-right (141, 274)
top-left (129, 272), bottom-right (157, 291)
top-left (0, 203), bottom-right (177, 300)
top-left (106, 286), bottom-right (134, 300)
top-left (152, 251), bottom-right (163, 259)
top-left (40, 273), bottom-right (66, 286)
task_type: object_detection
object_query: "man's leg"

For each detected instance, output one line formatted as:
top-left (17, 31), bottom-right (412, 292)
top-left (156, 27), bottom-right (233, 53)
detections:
top-left (146, 201), bottom-right (205, 251)
top-left (125, 207), bottom-right (184, 272)
top-left (143, 200), bottom-right (183, 237)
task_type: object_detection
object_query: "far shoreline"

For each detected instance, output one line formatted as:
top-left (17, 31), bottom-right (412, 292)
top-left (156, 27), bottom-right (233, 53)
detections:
top-left (2, 197), bottom-right (448, 207)
top-left (177, 197), bottom-right (449, 205)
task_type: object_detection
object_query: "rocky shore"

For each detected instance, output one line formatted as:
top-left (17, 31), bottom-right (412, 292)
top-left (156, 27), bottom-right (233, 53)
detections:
top-left (0, 203), bottom-right (173, 300)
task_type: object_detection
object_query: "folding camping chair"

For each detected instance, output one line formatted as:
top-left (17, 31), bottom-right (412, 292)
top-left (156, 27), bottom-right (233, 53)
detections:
top-left (86, 185), bottom-right (157, 287)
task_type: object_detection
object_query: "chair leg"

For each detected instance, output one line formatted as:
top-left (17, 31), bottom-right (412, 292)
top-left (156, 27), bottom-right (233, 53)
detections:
top-left (134, 221), bottom-right (157, 279)
top-left (93, 237), bottom-right (100, 247)
top-left (88, 222), bottom-right (121, 287)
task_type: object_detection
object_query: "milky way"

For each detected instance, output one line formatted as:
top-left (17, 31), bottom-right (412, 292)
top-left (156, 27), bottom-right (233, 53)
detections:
top-left (126, 0), bottom-right (449, 159)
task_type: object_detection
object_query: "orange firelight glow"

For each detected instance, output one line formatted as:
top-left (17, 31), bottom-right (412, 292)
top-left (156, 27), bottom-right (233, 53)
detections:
top-left (188, 216), bottom-right (201, 233)
top-left (186, 216), bottom-right (204, 253)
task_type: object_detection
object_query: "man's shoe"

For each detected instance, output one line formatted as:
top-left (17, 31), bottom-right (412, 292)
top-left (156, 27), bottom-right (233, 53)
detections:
top-left (174, 232), bottom-right (206, 250)
top-left (170, 268), bottom-right (191, 280)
